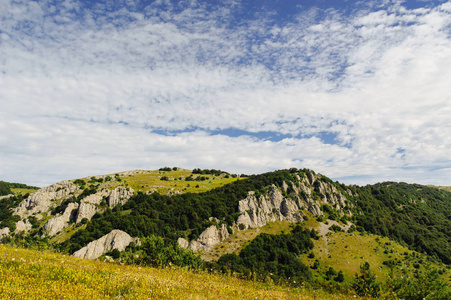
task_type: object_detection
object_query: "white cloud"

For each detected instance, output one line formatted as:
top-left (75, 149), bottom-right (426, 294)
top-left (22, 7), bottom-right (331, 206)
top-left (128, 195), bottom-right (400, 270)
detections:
top-left (0, 0), bottom-right (450, 186)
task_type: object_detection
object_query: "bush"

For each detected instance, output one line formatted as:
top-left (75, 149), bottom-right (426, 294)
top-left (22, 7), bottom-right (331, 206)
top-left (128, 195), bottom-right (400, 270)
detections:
top-left (352, 262), bottom-right (380, 298)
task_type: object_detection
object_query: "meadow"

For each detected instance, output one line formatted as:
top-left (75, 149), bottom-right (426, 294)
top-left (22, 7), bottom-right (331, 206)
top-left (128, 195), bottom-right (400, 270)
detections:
top-left (0, 244), bottom-right (366, 300)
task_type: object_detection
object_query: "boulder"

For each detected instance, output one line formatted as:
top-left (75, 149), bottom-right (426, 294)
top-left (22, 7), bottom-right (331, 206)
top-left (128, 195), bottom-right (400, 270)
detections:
top-left (73, 229), bottom-right (140, 260)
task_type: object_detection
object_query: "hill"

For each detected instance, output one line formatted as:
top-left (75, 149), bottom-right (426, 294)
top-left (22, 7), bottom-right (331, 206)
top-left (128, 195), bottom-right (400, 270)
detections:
top-left (1, 167), bottom-right (450, 299)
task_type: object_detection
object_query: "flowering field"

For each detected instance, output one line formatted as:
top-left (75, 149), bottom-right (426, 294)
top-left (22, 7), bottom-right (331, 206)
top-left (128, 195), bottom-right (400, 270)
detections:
top-left (0, 244), bottom-right (363, 300)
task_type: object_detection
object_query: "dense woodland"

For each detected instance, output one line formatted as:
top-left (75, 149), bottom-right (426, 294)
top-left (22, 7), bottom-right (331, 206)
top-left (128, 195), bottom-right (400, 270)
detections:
top-left (349, 182), bottom-right (451, 264)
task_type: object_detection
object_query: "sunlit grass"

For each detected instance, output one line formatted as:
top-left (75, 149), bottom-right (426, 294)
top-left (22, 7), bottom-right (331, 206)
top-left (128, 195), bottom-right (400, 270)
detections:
top-left (11, 188), bottom-right (38, 195)
top-left (203, 221), bottom-right (293, 261)
top-left (78, 169), bottom-right (241, 195)
top-left (0, 244), bottom-right (364, 299)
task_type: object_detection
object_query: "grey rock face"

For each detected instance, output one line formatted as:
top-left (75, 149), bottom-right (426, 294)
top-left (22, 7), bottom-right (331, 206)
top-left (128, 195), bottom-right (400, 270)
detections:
top-left (236, 185), bottom-right (304, 230)
top-left (73, 229), bottom-right (140, 260)
top-left (107, 186), bottom-right (134, 208)
top-left (75, 187), bottom-right (134, 223)
top-left (75, 191), bottom-right (108, 224)
top-left (14, 180), bottom-right (79, 219)
top-left (14, 218), bottom-right (32, 234)
top-left (43, 202), bottom-right (79, 236)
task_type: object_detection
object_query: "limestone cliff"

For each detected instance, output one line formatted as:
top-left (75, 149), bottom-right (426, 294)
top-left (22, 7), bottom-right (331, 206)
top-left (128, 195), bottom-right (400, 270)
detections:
top-left (14, 180), bottom-right (79, 219)
top-left (235, 171), bottom-right (351, 230)
top-left (43, 202), bottom-right (79, 236)
top-left (73, 229), bottom-right (140, 260)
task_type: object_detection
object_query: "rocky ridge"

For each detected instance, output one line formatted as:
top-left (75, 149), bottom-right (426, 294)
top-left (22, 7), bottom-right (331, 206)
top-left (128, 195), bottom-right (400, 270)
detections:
top-left (180, 171), bottom-right (352, 253)
top-left (14, 180), bottom-right (79, 220)
top-left (235, 172), bottom-right (351, 230)
top-left (10, 180), bottom-right (134, 236)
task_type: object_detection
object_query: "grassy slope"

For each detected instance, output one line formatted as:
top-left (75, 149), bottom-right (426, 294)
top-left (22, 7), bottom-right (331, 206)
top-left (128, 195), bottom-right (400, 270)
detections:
top-left (0, 244), bottom-right (363, 300)
top-left (10, 188), bottom-right (39, 195)
top-left (203, 213), bottom-right (450, 285)
top-left (79, 169), bottom-right (240, 195)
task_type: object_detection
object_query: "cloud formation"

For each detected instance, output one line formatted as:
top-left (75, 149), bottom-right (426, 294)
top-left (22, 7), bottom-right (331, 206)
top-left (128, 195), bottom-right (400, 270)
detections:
top-left (1, 0), bottom-right (450, 187)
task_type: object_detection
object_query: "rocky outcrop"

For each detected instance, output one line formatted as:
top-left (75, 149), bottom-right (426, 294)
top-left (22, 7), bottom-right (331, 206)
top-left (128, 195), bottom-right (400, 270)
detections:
top-left (236, 172), bottom-right (352, 230)
top-left (75, 187), bottom-right (134, 223)
top-left (43, 202), bottom-right (79, 236)
top-left (75, 191), bottom-right (108, 223)
top-left (0, 227), bottom-right (10, 240)
top-left (107, 186), bottom-right (134, 208)
top-left (236, 186), bottom-right (304, 230)
top-left (14, 180), bottom-right (79, 219)
top-left (73, 230), bottom-right (140, 260)
top-left (14, 218), bottom-right (32, 234)
top-left (178, 224), bottom-right (230, 252)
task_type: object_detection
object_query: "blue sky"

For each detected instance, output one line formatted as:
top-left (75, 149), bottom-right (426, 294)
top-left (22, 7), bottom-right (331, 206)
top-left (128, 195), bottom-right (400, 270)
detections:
top-left (1, 0), bottom-right (451, 187)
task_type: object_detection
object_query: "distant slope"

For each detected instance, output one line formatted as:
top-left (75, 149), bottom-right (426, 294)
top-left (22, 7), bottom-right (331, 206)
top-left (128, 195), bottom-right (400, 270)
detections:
top-left (349, 182), bottom-right (451, 264)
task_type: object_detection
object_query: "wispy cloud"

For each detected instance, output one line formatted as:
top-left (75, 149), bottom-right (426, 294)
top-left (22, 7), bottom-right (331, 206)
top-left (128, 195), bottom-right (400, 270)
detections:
top-left (1, 0), bottom-right (450, 186)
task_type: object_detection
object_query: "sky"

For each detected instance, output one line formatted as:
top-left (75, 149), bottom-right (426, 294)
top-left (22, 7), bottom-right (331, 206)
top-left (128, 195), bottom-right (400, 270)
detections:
top-left (1, 0), bottom-right (451, 187)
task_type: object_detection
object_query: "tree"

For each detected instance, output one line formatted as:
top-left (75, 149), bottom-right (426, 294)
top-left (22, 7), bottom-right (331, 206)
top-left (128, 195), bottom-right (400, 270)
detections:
top-left (352, 262), bottom-right (380, 298)
top-left (0, 181), bottom-right (12, 196)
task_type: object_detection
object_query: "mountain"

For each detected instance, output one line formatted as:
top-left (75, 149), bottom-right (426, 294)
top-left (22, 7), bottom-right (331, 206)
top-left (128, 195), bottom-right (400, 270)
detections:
top-left (1, 168), bottom-right (450, 298)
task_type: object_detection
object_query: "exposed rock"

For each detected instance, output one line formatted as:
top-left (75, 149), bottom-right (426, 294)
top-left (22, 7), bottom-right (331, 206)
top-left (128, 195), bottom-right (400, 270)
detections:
top-left (14, 180), bottom-right (79, 219)
top-left (180, 224), bottom-right (230, 252)
top-left (107, 186), bottom-right (134, 208)
top-left (0, 194), bottom-right (14, 201)
top-left (75, 187), bottom-right (135, 223)
top-left (0, 227), bottom-right (10, 240)
top-left (236, 185), bottom-right (304, 230)
top-left (43, 202), bottom-right (79, 236)
top-left (177, 237), bottom-right (189, 249)
top-left (75, 190), bottom-right (109, 223)
top-left (14, 218), bottom-right (32, 234)
top-left (73, 229), bottom-right (140, 260)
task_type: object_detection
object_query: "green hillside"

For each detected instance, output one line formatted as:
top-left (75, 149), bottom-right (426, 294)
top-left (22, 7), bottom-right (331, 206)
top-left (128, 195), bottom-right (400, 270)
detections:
top-left (1, 168), bottom-right (450, 299)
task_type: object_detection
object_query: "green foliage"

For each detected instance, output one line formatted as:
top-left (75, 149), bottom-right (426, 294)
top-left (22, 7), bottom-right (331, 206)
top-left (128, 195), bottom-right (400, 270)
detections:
top-left (2, 181), bottom-right (40, 191)
top-left (386, 266), bottom-right (451, 300)
top-left (158, 167), bottom-right (172, 172)
top-left (133, 235), bottom-right (203, 269)
top-left (352, 262), bottom-right (380, 298)
top-left (192, 168), bottom-right (228, 176)
top-left (73, 179), bottom-right (86, 188)
top-left (52, 197), bottom-right (79, 216)
top-left (0, 194), bottom-right (25, 231)
top-left (351, 182), bottom-right (451, 264)
top-left (214, 225), bottom-right (313, 284)
top-left (334, 270), bottom-right (345, 283)
top-left (63, 170), bottom-right (305, 253)
top-left (0, 181), bottom-right (13, 196)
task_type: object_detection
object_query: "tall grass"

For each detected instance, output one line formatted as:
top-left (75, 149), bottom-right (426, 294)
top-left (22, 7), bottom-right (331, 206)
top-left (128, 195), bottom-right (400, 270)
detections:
top-left (0, 244), bottom-right (363, 299)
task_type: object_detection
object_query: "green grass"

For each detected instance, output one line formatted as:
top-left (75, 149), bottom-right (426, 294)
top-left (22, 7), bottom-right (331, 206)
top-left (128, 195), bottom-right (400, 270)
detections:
top-left (11, 188), bottom-right (39, 195)
top-left (299, 216), bottom-right (450, 285)
top-left (0, 244), bottom-right (365, 300)
top-left (76, 169), bottom-right (241, 195)
top-left (203, 221), bottom-right (293, 261)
